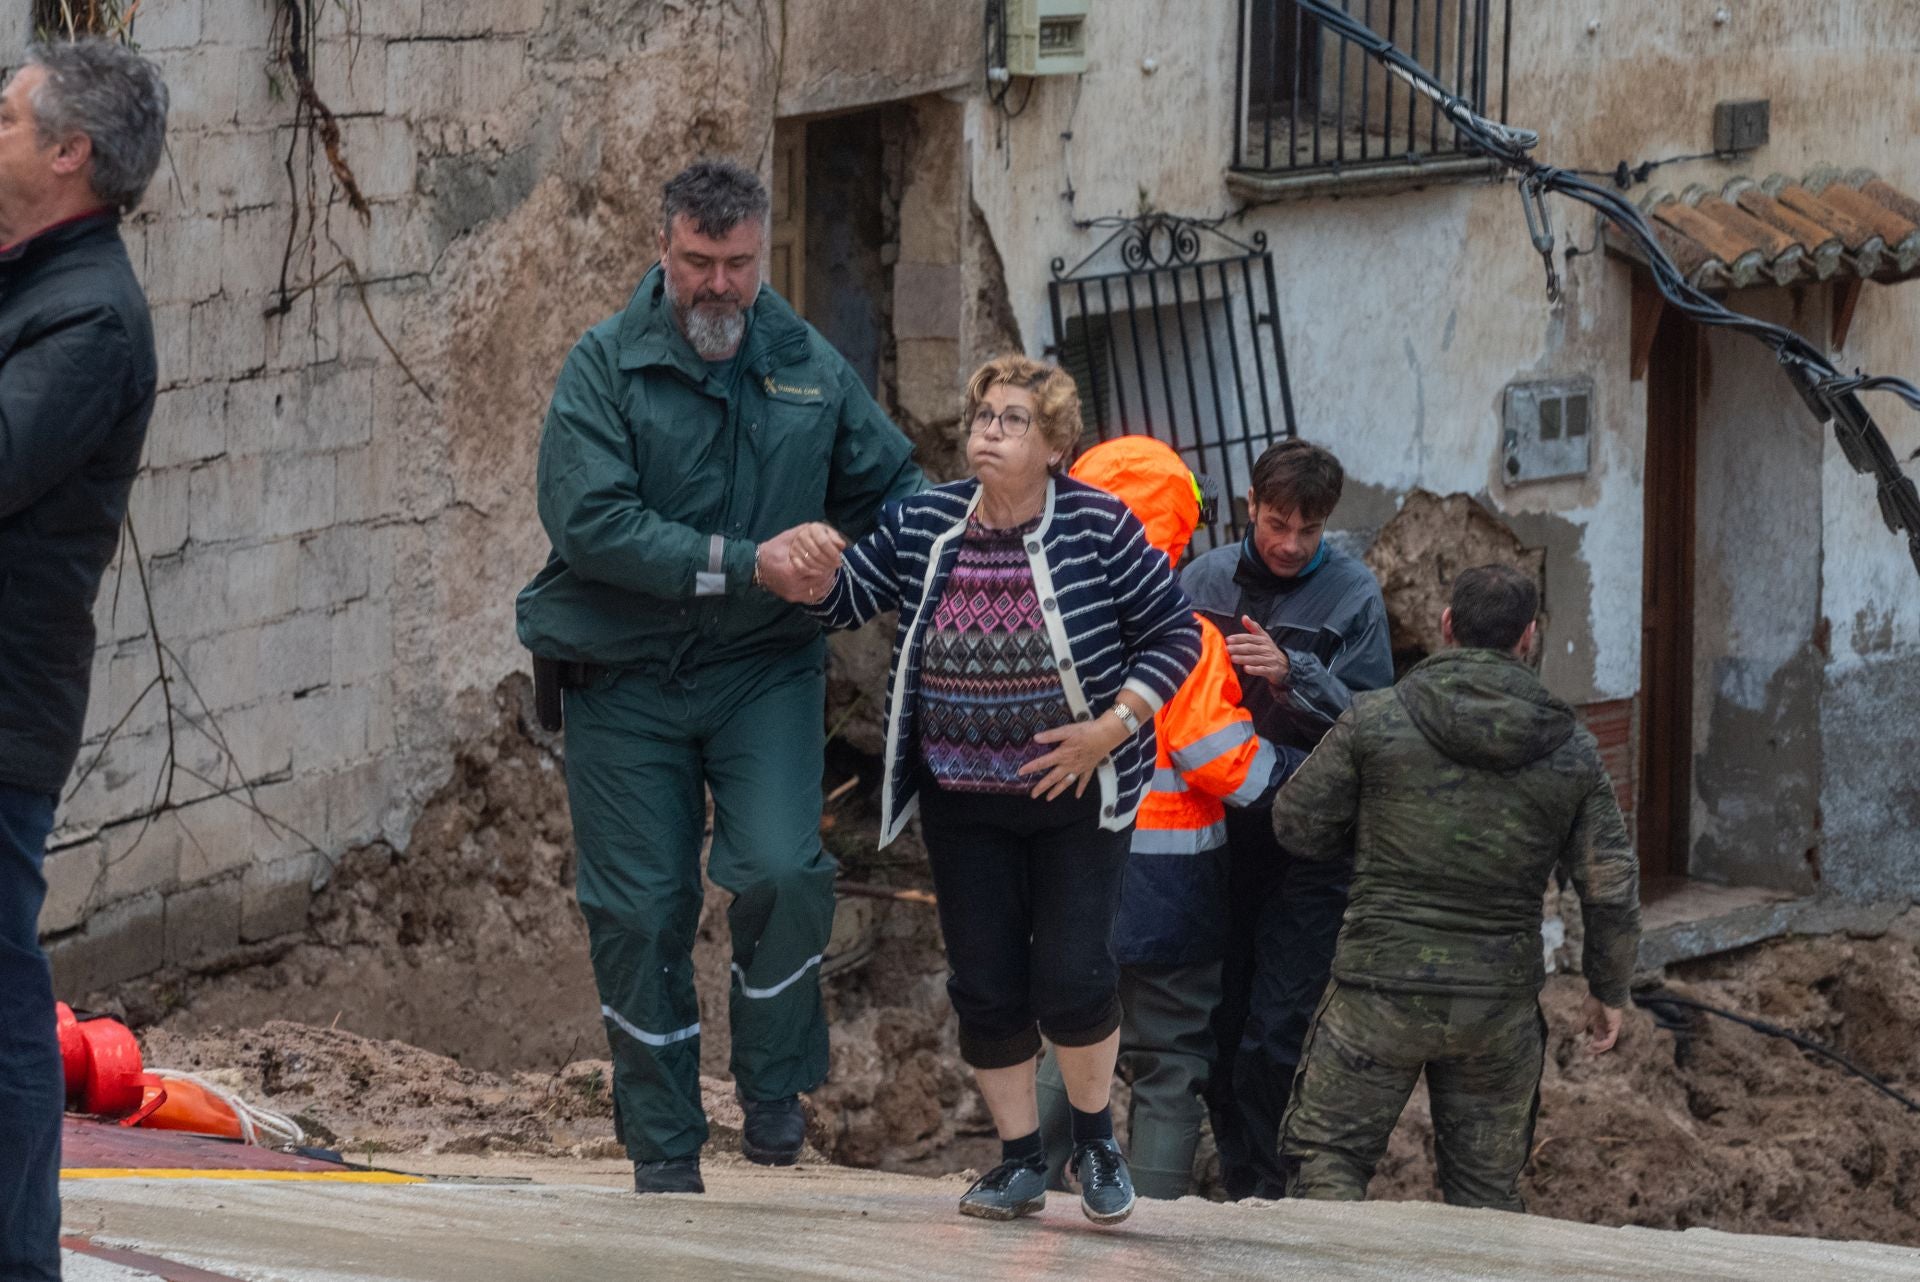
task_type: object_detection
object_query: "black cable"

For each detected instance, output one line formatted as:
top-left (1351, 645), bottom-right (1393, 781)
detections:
top-left (1288, 0), bottom-right (1920, 576)
top-left (984, 0), bottom-right (1011, 108)
top-left (1567, 152), bottom-right (1723, 190)
top-left (1634, 989), bottom-right (1920, 1116)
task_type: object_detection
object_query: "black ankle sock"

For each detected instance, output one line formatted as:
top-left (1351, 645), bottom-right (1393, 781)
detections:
top-left (1001, 1129), bottom-right (1045, 1168)
top-left (1069, 1104), bottom-right (1113, 1145)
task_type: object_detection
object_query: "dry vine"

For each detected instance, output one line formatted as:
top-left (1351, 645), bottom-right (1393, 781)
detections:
top-left (32, 0), bottom-right (141, 40)
top-left (265, 0), bottom-right (434, 402)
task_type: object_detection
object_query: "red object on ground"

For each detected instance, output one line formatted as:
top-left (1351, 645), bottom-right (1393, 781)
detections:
top-left (55, 1002), bottom-right (85, 1086)
top-left (72, 1017), bottom-right (147, 1117)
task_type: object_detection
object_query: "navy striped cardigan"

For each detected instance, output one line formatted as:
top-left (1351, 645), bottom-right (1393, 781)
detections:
top-left (808, 475), bottom-right (1203, 845)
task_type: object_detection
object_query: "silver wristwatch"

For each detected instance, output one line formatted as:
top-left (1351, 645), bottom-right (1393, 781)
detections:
top-left (1109, 702), bottom-right (1142, 736)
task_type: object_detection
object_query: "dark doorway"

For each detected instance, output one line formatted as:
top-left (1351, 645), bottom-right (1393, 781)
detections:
top-left (1638, 308), bottom-right (1699, 885)
top-left (802, 110), bottom-right (887, 393)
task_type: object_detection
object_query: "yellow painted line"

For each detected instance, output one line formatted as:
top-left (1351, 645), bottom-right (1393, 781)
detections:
top-left (62, 1168), bottom-right (425, 1184)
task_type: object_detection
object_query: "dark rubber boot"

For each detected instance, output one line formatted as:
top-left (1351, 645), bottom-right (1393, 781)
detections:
top-left (740, 1093), bottom-right (807, 1166)
top-left (633, 1157), bottom-right (705, 1194)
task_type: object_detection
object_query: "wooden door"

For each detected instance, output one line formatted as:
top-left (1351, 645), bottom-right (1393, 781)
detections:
top-left (769, 123), bottom-right (806, 313)
top-left (1638, 309), bottom-right (1699, 885)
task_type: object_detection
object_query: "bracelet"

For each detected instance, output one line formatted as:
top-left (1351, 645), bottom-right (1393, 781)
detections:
top-left (1108, 702), bottom-right (1142, 736)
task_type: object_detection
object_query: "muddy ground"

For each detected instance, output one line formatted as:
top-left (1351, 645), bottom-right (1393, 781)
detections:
top-left (102, 687), bottom-right (1920, 1248)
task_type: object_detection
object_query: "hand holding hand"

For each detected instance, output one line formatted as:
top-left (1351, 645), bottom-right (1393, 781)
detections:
top-left (1224, 615), bottom-right (1291, 687)
top-left (1582, 995), bottom-right (1624, 1055)
top-left (758, 523), bottom-right (845, 603)
top-left (1018, 715), bottom-right (1129, 801)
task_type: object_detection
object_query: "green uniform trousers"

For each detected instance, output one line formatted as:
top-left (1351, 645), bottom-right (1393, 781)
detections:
top-left (1036, 960), bottom-right (1224, 1199)
top-left (563, 642), bottom-right (835, 1163)
top-left (1280, 980), bottom-right (1545, 1211)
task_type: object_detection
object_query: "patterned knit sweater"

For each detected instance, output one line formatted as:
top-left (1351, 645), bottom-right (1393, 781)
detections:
top-left (918, 515), bottom-right (1072, 793)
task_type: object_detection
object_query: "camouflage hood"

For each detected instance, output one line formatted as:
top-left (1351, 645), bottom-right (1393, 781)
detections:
top-left (1396, 649), bottom-right (1575, 772)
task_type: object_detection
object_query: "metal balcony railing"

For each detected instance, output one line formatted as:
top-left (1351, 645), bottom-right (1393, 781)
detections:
top-left (1235, 0), bottom-right (1513, 179)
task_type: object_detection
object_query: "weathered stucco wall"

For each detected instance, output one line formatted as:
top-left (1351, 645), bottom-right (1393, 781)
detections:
top-left (1689, 292), bottom-right (1826, 896)
top-left (963, 0), bottom-right (1920, 899)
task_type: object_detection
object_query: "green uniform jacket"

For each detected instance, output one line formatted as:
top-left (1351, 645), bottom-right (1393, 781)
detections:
top-left (516, 267), bottom-right (922, 673)
top-left (1271, 649), bottom-right (1641, 1006)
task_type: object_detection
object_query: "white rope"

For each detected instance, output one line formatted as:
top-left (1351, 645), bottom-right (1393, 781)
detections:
top-left (146, 1067), bottom-right (307, 1149)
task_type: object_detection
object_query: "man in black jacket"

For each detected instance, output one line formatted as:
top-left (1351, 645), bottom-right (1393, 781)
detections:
top-left (0, 39), bottom-right (168, 1282)
top-left (1179, 439), bottom-right (1393, 1200)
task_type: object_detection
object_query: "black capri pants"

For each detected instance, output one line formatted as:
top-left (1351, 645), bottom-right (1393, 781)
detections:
top-left (916, 770), bottom-right (1132, 1069)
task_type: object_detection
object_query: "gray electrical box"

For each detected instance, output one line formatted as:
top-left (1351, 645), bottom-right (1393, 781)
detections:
top-left (1503, 379), bottom-right (1593, 484)
top-left (1006, 0), bottom-right (1090, 76)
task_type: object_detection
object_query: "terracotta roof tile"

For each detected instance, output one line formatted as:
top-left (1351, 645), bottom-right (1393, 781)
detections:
top-left (1606, 170), bottom-right (1920, 290)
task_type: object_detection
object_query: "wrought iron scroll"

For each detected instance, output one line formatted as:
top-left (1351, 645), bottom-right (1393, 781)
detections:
top-left (1047, 215), bottom-right (1299, 549)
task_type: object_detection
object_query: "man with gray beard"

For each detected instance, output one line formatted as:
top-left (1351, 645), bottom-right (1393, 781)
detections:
top-left (517, 159), bottom-right (922, 1193)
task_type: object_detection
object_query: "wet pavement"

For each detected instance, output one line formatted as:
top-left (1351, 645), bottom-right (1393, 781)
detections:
top-left (58, 1159), bottom-right (1920, 1281)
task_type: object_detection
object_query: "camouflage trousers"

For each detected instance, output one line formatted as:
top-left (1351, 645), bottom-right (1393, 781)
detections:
top-left (1279, 981), bottom-right (1545, 1211)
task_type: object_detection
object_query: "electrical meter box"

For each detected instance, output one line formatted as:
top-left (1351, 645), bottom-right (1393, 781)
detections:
top-left (1502, 378), bottom-right (1593, 484)
top-left (1006, 0), bottom-right (1090, 77)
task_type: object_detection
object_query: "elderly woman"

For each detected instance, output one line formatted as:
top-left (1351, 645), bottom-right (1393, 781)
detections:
top-left (765, 355), bottom-right (1201, 1226)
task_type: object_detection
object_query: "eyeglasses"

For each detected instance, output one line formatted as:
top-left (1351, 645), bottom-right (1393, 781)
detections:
top-left (968, 406), bottom-right (1034, 438)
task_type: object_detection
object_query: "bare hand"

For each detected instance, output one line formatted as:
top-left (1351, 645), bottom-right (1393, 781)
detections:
top-left (1224, 615), bottom-right (1291, 687)
top-left (1018, 716), bottom-right (1128, 800)
top-left (1582, 996), bottom-right (1624, 1055)
top-left (758, 523), bottom-right (845, 603)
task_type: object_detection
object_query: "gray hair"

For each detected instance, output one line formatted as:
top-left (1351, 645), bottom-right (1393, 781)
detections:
top-left (24, 39), bottom-right (169, 211)
top-left (661, 159), bottom-right (769, 240)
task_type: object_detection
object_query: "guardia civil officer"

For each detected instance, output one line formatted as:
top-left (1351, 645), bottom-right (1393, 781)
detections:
top-left (516, 159), bottom-right (922, 1194)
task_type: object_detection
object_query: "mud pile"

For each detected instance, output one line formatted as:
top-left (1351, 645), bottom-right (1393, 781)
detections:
top-left (1372, 917), bottom-right (1920, 1247)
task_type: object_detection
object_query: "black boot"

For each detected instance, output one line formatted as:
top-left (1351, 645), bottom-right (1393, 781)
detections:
top-left (633, 1156), bottom-right (705, 1194)
top-left (739, 1094), bottom-right (807, 1166)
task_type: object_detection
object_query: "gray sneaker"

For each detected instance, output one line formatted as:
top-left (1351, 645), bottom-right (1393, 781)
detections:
top-left (958, 1159), bottom-right (1049, 1221)
top-left (1070, 1139), bottom-right (1136, 1225)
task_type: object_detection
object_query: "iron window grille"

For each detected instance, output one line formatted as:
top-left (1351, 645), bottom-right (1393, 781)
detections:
top-left (1235, 0), bottom-right (1514, 178)
top-left (1048, 215), bottom-right (1299, 551)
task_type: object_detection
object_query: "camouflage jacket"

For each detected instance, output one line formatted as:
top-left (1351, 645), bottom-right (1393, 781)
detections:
top-left (1272, 649), bottom-right (1641, 1005)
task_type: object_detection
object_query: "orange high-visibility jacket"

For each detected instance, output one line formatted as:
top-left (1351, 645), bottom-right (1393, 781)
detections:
top-left (1070, 438), bottom-right (1275, 855)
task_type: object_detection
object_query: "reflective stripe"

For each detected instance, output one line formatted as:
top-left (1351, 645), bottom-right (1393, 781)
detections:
top-left (1130, 820), bottom-right (1227, 855)
top-left (696, 535), bottom-right (728, 596)
top-left (732, 954), bottom-right (823, 1000)
top-left (1169, 721), bottom-right (1255, 772)
top-left (1150, 766), bottom-right (1189, 794)
top-left (1224, 736), bottom-right (1278, 807)
top-left (602, 1005), bottom-right (700, 1048)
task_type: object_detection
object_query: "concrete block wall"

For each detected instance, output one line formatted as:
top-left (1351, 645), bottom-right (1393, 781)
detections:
top-left (31, 0), bottom-right (567, 991)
